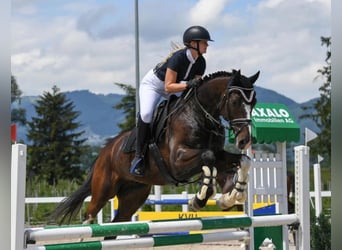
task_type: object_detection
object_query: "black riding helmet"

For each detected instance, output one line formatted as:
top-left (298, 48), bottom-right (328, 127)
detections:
top-left (183, 25), bottom-right (213, 46)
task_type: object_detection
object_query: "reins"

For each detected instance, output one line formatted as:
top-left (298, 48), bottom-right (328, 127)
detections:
top-left (193, 86), bottom-right (227, 137)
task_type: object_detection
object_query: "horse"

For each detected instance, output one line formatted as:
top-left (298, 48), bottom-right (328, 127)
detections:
top-left (50, 69), bottom-right (259, 227)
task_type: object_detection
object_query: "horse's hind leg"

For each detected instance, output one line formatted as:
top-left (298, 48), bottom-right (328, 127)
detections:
top-left (83, 172), bottom-right (119, 224)
top-left (84, 190), bottom-right (116, 224)
top-left (103, 182), bottom-right (151, 240)
top-left (114, 182), bottom-right (152, 222)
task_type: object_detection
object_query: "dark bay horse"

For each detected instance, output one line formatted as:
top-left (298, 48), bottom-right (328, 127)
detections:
top-left (50, 69), bottom-right (259, 225)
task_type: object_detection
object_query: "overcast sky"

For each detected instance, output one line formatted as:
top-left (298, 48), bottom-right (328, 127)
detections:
top-left (11, 0), bottom-right (330, 103)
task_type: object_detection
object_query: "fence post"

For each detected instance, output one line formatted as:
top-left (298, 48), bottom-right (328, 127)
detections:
top-left (246, 147), bottom-right (254, 250)
top-left (154, 185), bottom-right (162, 212)
top-left (11, 144), bottom-right (27, 250)
top-left (313, 163), bottom-right (322, 218)
top-left (182, 191), bottom-right (189, 212)
top-left (294, 145), bottom-right (310, 250)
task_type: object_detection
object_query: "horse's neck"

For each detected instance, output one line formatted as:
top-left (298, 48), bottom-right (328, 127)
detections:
top-left (196, 80), bottom-right (225, 115)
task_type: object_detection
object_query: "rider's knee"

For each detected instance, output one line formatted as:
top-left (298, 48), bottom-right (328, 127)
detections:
top-left (140, 112), bottom-right (153, 123)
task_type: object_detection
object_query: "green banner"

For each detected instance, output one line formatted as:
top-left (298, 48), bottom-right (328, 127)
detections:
top-left (229, 103), bottom-right (300, 143)
top-left (251, 103), bottom-right (300, 143)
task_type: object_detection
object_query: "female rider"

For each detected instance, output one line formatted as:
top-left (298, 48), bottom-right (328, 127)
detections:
top-left (131, 25), bottom-right (214, 176)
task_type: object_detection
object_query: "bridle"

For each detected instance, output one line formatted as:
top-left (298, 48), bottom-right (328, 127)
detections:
top-left (192, 78), bottom-right (256, 138)
top-left (225, 86), bottom-right (255, 137)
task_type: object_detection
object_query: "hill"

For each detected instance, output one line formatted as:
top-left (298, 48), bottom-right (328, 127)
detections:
top-left (12, 87), bottom-right (319, 146)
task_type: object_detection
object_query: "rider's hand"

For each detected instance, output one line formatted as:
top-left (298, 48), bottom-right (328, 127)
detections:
top-left (186, 78), bottom-right (201, 89)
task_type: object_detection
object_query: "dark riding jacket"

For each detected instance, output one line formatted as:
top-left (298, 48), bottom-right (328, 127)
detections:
top-left (153, 48), bottom-right (206, 82)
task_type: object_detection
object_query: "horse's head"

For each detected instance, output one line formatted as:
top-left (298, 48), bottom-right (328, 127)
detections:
top-left (188, 69), bottom-right (258, 151)
top-left (221, 69), bottom-right (259, 150)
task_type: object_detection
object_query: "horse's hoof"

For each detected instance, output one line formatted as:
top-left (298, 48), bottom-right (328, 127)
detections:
top-left (190, 197), bottom-right (202, 211)
top-left (218, 191), bottom-right (237, 210)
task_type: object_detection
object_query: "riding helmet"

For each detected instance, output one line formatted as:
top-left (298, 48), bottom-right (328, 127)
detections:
top-left (183, 26), bottom-right (213, 46)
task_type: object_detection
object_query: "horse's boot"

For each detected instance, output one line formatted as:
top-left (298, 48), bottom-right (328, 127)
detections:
top-left (130, 116), bottom-right (150, 177)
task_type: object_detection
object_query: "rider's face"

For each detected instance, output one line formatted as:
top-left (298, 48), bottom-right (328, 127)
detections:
top-left (190, 40), bottom-right (209, 53)
top-left (198, 40), bottom-right (209, 54)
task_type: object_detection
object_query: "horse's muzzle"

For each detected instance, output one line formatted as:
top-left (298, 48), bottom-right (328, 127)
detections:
top-left (233, 122), bottom-right (251, 150)
top-left (237, 136), bottom-right (251, 150)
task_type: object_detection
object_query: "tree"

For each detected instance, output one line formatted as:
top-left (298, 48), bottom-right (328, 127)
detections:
top-left (311, 212), bottom-right (331, 249)
top-left (301, 36), bottom-right (331, 166)
top-left (113, 82), bottom-right (136, 132)
top-left (11, 75), bottom-right (26, 125)
top-left (27, 85), bottom-right (88, 185)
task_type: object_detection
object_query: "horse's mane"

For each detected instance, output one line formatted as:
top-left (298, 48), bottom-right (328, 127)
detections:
top-left (180, 70), bottom-right (234, 98)
top-left (202, 69), bottom-right (256, 90)
top-left (202, 71), bottom-right (233, 82)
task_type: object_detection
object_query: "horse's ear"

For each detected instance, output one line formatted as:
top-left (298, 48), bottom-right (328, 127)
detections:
top-left (232, 69), bottom-right (241, 76)
top-left (249, 71), bottom-right (260, 84)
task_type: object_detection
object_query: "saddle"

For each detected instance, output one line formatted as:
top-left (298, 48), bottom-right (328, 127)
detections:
top-left (122, 94), bottom-right (179, 153)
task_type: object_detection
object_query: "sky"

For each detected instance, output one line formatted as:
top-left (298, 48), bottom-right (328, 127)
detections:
top-left (11, 0), bottom-right (331, 103)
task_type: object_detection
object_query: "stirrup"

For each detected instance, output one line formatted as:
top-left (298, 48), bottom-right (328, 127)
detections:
top-left (130, 157), bottom-right (145, 176)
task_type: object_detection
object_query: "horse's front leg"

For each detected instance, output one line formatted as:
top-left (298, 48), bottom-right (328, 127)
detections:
top-left (218, 154), bottom-right (251, 210)
top-left (170, 146), bottom-right (218, 211)
top-left (190, 150), bottom-right (217, 211)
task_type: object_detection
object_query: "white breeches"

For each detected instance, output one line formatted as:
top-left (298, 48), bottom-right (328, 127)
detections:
top-left (139, 69), bottom-right (180, 123)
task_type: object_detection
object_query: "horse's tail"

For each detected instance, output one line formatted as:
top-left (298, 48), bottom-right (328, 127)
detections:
top-left (49, 160), bottom-right (95, 225)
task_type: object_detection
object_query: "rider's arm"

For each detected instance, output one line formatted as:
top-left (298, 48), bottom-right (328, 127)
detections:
top-left (164, 68), bottom-right (202, 93)
top-left (164, 68), bottom-right (187, 93)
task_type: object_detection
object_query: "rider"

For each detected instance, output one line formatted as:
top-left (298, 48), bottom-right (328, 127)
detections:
top-left (130, 25), bottom-right (214, 176)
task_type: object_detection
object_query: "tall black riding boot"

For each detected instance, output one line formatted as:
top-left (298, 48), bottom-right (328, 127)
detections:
top-left (130, 116), bottom-right (150, 176)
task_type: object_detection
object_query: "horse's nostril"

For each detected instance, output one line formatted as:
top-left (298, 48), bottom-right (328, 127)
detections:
top-left (238, 138), bottom-right (250, 150)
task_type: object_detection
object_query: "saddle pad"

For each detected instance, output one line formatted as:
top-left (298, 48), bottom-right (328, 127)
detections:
top-left (122, 128), bottom-right (136, 153)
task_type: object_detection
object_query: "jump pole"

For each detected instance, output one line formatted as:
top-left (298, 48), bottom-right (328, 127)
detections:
top-left (26, 215), bottom-right (253, 242)
top-left (26, 230), bottom-right (249, 250)
top-left (25, 214), bottom-right (298, 247)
